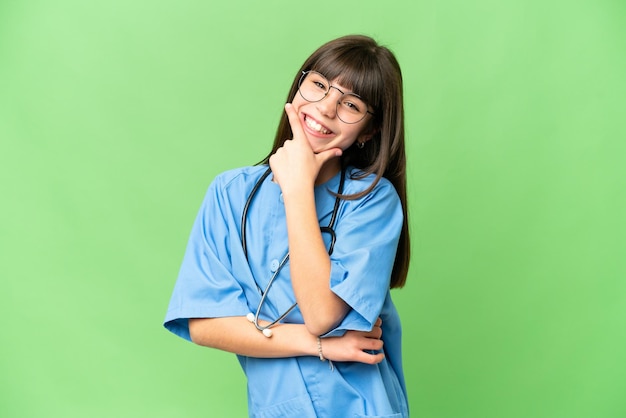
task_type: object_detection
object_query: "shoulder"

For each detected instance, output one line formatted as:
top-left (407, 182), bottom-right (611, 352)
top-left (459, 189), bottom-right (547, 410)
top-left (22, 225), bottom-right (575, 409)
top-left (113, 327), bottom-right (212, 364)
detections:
top-left (343, 167), bottom-right (400, 203)
top-left (205, 165), bottom-right (271, 199)
top-left (200, 165), bottom-right (270, 210)
top-left (211, 165), bottom-right (269, 190)
top-left (333, 167), bottom-right (402, 222)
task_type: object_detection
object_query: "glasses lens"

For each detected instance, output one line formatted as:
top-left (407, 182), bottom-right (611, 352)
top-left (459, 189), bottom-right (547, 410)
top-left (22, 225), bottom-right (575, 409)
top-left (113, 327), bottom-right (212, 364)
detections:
top-left (298, 71), bottom-right (370, 124)
top-left (337, 94), bottom-right (368, 124)
top-left (299, 71), bottom-right (329, 102)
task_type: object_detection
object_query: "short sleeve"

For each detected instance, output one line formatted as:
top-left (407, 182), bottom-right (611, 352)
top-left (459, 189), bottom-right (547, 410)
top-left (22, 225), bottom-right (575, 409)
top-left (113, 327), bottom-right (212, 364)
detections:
top-left (164, 178), bottom-right (251, 341)
top-left (323, 178), bottom-right (403, 337)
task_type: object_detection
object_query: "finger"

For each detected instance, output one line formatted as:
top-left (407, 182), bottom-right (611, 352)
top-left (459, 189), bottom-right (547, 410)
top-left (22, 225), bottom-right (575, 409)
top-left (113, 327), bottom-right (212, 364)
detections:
top-left (374, 317), bottom-right (383, 327)
top-left (357, 329), bottom-right (383, 347)
top-left (363, 338), bottom-right (384, 352)
top-left (284, 103), bottom-right (307, 143)
top-left (369, 326), bottom-right (383, 339)
top-left (315, 147), bottom-right (342, 165)
top-left (354, 350), bottom-right (385, 365)
top-left (362, 326), bottom-right (382, 340)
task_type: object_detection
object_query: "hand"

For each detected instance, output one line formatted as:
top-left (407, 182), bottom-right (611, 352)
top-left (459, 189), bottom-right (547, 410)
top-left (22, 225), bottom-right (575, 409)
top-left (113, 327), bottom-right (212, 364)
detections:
top-left (318, 318), bottom-right (384, 364)
top-left (269, 103), bottom-right (342, 193)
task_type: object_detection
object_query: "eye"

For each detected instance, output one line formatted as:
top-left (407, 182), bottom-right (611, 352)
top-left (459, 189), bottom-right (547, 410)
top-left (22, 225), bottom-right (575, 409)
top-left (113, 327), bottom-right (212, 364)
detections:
top-left (313, 80), bottom-right (327, 90)
top-left (307, 73), bottom-right (329, 91)
top-left (341, 96), bottom-right (364, 113)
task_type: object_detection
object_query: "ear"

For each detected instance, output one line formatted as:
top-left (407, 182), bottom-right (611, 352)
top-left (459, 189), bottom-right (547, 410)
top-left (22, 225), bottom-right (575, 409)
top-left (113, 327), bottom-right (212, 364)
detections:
top-left (357, 127), bottom-right (379, 145)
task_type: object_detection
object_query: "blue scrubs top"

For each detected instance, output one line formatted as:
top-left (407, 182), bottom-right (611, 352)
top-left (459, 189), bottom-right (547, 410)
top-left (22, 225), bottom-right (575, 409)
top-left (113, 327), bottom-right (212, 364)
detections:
top-left (165, 165), bottom-right (408, 418)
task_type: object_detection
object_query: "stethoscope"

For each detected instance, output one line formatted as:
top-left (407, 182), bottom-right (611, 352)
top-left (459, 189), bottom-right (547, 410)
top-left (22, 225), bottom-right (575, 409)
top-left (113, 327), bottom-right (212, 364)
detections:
top-left (242, 166), bottom-right (346, 337)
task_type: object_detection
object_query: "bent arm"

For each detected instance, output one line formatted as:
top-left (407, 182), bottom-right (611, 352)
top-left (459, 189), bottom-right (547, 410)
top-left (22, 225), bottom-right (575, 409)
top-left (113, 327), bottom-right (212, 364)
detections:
top-left (268, 104), bottom-right (350, 336)
top-left (189, 316), bottom-right (317, 358)
top-left (281, 188), bottom-right (350, 336)
top-left (188, 316), bottom-right (384, 364)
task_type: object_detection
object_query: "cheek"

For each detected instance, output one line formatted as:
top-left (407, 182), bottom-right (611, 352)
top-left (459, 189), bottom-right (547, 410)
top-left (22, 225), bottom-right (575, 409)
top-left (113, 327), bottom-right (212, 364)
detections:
top-left (344, 126), bottom-right (365, 142)
top-left (290, 93), bottom-right (306, 109)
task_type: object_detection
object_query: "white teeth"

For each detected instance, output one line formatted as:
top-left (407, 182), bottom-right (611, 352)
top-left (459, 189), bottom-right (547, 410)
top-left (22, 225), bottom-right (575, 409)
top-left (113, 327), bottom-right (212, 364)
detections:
top-left (305, 116), bottom-right (331, 134)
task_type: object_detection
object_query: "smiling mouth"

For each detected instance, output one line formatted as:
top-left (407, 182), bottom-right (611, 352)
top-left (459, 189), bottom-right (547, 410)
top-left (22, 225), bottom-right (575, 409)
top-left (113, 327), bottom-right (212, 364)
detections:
top-left (304, 115), bottom-right (332, 135)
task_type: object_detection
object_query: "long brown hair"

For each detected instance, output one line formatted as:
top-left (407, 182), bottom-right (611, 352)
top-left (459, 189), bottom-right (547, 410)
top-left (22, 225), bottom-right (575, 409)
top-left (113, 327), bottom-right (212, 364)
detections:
top-left (261, 35), bottom-right (410, 288)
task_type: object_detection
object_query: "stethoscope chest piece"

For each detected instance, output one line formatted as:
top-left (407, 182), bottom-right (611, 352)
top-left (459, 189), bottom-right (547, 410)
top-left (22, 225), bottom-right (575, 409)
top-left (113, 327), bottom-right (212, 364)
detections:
top-left (246, 312), bottom-right (274, 337)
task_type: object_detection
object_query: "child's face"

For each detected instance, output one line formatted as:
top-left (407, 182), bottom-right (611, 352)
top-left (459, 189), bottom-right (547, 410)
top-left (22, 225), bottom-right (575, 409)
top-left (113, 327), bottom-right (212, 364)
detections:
top-left (290, 77), bottom-right (373, 154)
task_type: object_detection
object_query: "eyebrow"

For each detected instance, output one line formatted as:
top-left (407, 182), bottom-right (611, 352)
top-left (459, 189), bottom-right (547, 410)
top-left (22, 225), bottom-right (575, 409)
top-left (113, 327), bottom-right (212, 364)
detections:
top-left (330, 79), bottom-right (362, 97)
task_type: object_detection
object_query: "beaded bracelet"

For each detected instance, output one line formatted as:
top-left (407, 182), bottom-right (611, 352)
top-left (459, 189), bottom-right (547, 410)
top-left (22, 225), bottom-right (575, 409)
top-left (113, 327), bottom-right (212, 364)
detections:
top-left (317, 337), bottom-right (335, 371)
top-left (316, 337), bottom-right (326, 361)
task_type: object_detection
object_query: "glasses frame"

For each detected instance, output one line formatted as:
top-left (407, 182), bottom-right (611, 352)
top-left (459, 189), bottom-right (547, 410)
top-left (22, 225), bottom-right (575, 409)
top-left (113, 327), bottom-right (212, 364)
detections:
top-left (297, 71), bottom-right (375, 124)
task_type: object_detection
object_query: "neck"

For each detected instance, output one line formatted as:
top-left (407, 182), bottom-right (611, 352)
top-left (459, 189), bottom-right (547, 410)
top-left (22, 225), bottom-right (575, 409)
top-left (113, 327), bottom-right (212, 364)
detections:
top-left (315, 159), bottom-right (341, 186)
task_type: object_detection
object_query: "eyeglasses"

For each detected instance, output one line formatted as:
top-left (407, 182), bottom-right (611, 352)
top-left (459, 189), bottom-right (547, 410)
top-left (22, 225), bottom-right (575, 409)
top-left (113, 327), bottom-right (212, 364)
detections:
top-left (297, 71), bottom-right (374, 124)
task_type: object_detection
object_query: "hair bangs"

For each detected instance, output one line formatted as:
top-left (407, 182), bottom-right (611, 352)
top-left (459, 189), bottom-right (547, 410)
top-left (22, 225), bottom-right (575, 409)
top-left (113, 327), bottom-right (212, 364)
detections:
top-left (309, 49), bottom-right (384, 112)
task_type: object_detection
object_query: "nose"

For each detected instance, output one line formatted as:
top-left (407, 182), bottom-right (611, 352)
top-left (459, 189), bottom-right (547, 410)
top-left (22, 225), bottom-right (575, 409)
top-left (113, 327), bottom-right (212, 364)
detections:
top-left (315, 88), bottom-right (342, 118)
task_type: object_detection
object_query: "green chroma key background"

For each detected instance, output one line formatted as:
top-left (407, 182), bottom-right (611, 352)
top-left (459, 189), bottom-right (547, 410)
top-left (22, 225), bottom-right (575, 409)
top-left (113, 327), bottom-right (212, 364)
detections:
top-left (1, 1), bottom-right (624, 417)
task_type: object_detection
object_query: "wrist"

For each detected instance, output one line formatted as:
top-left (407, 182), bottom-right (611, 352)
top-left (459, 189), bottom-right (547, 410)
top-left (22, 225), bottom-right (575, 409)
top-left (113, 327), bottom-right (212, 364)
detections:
top-left (287, 324), bottom-right (323, 357)
top-left (280, 184), bottom-right (314, 201)
top-left (316, 337), bottom-right (327, 361)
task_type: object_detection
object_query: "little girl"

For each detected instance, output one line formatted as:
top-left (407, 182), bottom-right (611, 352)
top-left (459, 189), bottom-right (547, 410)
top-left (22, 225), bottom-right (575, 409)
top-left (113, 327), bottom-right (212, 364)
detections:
top-left (165, 34), bottom-right (410, 418)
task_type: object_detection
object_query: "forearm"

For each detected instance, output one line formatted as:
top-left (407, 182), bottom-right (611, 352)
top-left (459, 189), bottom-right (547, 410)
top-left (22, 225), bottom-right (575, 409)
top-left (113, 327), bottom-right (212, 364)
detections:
top-left (188, 316), bottom-right (386, 365)
top-left (188, 316), bottom-right (318, 358)
top-left (282, 189), bottom-right (349, 335)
